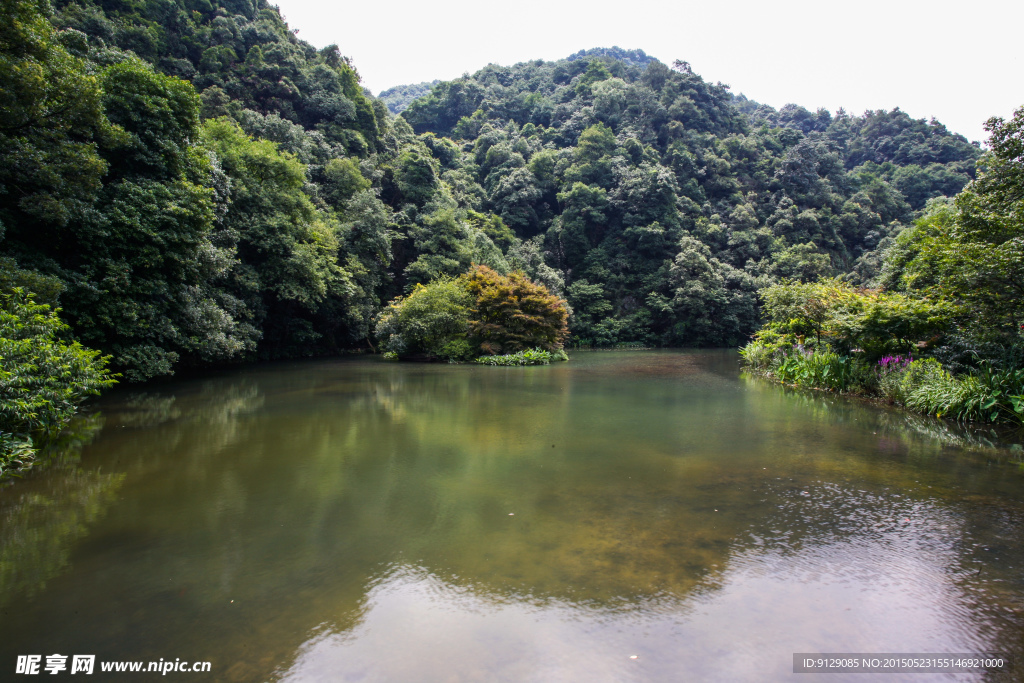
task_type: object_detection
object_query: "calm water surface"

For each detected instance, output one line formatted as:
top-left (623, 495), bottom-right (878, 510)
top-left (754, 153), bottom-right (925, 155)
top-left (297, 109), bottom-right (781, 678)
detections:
top-left (2, 350), bottom-right (1023, 682)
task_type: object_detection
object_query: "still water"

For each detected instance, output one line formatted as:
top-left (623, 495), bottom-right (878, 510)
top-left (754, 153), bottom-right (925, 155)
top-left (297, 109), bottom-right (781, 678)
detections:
top-left (2, 351), bottom-right (1023, 682)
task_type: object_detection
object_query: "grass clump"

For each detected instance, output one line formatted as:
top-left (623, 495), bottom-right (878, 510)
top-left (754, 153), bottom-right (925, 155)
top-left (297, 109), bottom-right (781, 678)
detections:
top-left (474, 348), bottom-right (569, 366)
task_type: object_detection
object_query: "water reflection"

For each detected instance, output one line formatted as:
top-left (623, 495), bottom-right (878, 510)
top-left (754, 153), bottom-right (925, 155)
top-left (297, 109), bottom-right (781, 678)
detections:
top-left (0, 415), bottom-right (123, 604)
top-left (278, 532), bottom-right (993, 683)
top-left (1, 352), bottom-right (1022, 682)
top-left (278, 464), bottom-right (1021, 681)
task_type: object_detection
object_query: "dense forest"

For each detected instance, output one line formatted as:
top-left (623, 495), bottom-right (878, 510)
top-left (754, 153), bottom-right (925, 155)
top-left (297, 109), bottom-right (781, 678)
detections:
top-left (397, 50), bottom-right (980, 347)
top-left (379, 80), bottom-right (439, 115)
top-left (1, 0), bottom-right (1020, 471)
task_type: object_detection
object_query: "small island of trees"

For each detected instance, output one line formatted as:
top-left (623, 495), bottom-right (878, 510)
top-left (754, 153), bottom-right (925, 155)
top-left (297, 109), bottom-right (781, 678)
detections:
top-left (375, 265), bottom-right (569, 364)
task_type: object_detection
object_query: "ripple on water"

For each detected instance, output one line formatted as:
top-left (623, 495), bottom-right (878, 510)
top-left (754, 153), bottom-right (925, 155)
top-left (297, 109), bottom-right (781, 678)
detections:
top-left (3, 352), bottom-right (1023, 683)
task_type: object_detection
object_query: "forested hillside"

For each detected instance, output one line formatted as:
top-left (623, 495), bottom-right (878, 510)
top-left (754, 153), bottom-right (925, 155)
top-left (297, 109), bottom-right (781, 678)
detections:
top-left (0, 0), bottom-right (1006, 387)
top-left (398, 54), bottom-right (980, 346)
top-left (379, 80), bottom-right (439, 114)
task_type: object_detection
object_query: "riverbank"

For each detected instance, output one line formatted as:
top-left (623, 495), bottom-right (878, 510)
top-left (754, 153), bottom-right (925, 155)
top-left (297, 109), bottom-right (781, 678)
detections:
top-left (740, 343), bottom-right (1024, 427)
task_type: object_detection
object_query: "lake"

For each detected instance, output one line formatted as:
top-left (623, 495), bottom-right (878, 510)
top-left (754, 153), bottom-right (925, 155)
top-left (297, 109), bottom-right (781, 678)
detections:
top-left (2, 350), bottom-right (1022, 681)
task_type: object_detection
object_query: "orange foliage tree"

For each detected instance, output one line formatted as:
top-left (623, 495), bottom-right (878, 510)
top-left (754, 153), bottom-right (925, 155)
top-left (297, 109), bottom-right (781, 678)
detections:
top-left (462, 265), bottom-right (568, 354)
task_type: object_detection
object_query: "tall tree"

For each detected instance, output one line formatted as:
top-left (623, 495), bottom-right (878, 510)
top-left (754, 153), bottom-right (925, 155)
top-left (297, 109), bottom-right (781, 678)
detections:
top-left (0, 0), bottom-right (113, 233)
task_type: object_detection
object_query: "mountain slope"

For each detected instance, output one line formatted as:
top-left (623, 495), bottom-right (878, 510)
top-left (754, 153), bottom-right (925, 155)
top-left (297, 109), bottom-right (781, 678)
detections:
top-left (393, 52), bottom-right (979, 345)
top-left (0, 0), bottom-right (983, 378)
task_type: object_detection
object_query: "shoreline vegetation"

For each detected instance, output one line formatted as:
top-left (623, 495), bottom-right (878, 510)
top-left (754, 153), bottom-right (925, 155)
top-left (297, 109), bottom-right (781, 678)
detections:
top-left (474, 348), bottom-right (569, 365)
top-left (0, 289), bottom-right (117, 479)
top-left (739, 106), bottom-right (1024, 428)
top-left (741, 346), bottom-right (1024, 428)
top-left (739, 279), bottom-right (1023, 427)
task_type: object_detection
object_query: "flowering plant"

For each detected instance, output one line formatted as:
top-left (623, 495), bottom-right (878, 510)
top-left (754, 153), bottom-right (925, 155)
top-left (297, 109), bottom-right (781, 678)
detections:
top-left (877, 354), bottom-right (912, 374)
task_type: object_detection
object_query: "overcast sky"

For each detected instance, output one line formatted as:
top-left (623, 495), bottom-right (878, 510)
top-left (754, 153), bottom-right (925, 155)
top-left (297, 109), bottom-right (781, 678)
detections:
top-left (273, 0), bottom-right (1021, 144)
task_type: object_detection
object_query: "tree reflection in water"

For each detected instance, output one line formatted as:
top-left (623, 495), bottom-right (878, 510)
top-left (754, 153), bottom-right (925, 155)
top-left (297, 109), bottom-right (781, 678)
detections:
top-left (1, 352), bottom-right (1022, 682)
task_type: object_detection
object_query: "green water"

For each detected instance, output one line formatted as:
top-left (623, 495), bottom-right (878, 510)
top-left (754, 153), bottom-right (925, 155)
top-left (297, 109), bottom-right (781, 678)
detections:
top-left (2, 350), bottom-right (1023, 682)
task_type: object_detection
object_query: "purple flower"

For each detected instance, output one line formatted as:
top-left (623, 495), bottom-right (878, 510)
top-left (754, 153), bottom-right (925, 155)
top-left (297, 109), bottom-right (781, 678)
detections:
top-left (877, 354), bottom-right (911, 374)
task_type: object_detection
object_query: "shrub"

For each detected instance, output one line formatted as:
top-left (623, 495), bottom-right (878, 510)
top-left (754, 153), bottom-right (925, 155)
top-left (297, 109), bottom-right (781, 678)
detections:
top-left (900, 358), bottom-right (947, 397)
top-left (973, 364), bottom-right (1024, 423)
top-left (929, 333), bottom-right (1024, 375)
top-left (374, 277), bottom-right (473, 361)
top-left (758, 278), bottom-right (952, 359)
top-left (808, 351), bottom-right (856, 391)
top-left (899, 359), bottom-right (1023, 423)
top-left (745, 317), bottom-right (1024, 425)
top-left (0, 288), bottom-right (117, 477)
top-left (904, 369), bottom-right (979, 421)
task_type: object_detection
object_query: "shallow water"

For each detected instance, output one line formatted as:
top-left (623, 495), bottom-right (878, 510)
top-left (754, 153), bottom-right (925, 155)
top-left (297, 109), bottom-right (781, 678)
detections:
top-left (2, 350), bottom-right (1023, 682)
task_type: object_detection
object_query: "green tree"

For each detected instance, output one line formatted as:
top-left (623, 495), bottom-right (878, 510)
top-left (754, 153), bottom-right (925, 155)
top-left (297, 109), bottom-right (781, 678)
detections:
top-left (666, 235), bottom-right (760, 346)
top-left (758, 278), bottom-right (951, 358)
top-left (335, 189), bottom-right (394, 341)
top-left (393, 148), bottom-right (439, 207)
top-left (0, 287), bottom-right (116, 476)
top-left (0, 0), bottom-right (116, 230)
top-left (374, 276), bottom-right (473, 360)
top-left (565, 278), bottom-right (613, 344)
top-left (322, 157), bottom-right (371, 208)
top-left (553, 182), bottom-right (608, 268)
top-left (201, 117), bottom-right (352, 358)
top-left (403, 206), bottom-right (475, 286)
top-left (49, 60), bottom-right (262, 381)
top-left (880, 109), bottom-right (1024, 340)
top-left (945, 107), bottom-right (1024, 329)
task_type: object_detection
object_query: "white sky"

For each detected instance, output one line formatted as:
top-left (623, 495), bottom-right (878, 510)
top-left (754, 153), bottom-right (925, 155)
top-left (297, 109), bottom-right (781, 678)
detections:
top-left (274, 0), bottom-right (1022, 144)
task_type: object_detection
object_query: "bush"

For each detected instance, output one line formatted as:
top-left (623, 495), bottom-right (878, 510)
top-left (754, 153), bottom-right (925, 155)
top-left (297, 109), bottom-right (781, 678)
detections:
top-left (899, 358), bottom-right (947, 396)
top-left (929, 333), bottom-right (1024, 375)
top-left (758, 278), bottom-right (952, 359)
top-left (744, 299), bottom-right (1024, 424)
top-left (904, 368), bottom-right (979, 421)
top-left (970, 364), bottom-right (1024, 423)
top-left (876, 354), bottom-right (913, 403)
top-left (0, 288), bottom-right (117, 477)
top-left (899, 359), bottom-right (1024, 424)
top-left (374, 277), bottom-right (473, 361)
